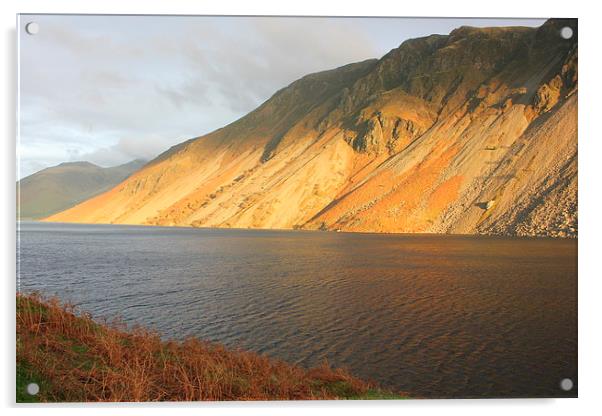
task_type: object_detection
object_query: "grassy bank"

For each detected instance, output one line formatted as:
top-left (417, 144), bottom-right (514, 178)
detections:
top-left (16, 293), bottom-right (403, 402)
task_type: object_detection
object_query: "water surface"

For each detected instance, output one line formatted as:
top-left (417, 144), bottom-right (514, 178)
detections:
top-left (17, 222), bottom-right (577, 398)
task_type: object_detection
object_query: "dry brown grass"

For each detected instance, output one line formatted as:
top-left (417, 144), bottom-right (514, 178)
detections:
top-left (17, 292), bottom-right (398, 402)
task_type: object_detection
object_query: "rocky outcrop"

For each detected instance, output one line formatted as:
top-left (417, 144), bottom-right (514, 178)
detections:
top-left (45, 19), bottom-right (577, 238)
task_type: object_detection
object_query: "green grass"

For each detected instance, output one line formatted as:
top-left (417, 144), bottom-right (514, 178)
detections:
top-left (313, 380), bottom-right (405, 400)
top-left (353, 389), bottom-right (409, 400)
top-left (16, 361), bottom-right (52, 403)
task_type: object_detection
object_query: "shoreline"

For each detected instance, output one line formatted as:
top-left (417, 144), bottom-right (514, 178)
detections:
top-left (18, 220), bottom-right (578, 240)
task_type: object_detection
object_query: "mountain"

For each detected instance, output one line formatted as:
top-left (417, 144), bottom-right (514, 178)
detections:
top-left (18, 159), bottom-right (146, 220)
top-left (45, 19), bottom-right (577, 238)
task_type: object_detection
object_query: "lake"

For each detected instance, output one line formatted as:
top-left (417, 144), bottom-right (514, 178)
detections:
top-left (17, 222), bottom-right (577, 398)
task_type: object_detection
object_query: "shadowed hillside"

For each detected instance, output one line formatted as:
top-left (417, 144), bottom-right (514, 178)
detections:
top-left (46, 19), bottom-right (577, 238)
top-left (18, 160), bottom-right (146, 220)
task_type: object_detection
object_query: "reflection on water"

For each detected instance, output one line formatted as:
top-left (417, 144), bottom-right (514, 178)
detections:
top-left (17, 222), bottom-right (577, 398)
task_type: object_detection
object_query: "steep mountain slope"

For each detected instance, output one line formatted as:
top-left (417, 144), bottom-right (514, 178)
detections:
top-left (46, 19), bottom-right (577, 237)
top-left (18, 159), bottom-right (146, 219)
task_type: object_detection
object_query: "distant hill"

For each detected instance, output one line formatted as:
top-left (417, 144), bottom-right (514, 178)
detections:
top-left (17, 159), bottom-right (146, 220)
top-left (45, 19), bottom-right (577, 237)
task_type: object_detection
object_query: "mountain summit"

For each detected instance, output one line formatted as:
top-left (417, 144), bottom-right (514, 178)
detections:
top-left (46, 19), bottom-right (577, 237)
top-left (18, 159), bottom-right (146, 220)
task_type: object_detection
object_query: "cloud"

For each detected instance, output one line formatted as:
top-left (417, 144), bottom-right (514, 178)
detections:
top-left (18, 16), bottom-right (382, 177)
top-left (75, 136), bottom-right (177, 167)
top-left (143, 17), bottom-right (380, 116)
top-left (155, 78), bottom-right (211, 110)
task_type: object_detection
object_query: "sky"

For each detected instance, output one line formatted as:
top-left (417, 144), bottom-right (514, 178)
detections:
top-left (17, 15), bottom-right (546, 178)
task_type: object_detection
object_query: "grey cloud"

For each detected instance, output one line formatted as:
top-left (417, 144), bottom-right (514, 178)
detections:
top-left (80, 70), bottom-right (133, 89)
top-left (172, 18), bottom-right (379, 112)
top-left (75, 136), bottom-right (177, 167)
top-left (155, 78), bottom-right (211, 110)
top-left (39, 21), bottom-right (146, 60)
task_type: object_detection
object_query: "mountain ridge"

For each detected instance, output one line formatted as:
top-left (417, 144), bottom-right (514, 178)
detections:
top-left (45, 19), bottom-right (577, 238)
top-left (18, 159), bottom-right (147, 220)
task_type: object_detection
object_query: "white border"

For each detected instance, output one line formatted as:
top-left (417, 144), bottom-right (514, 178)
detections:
top-left (2, 1), bottom-right (601, 415)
